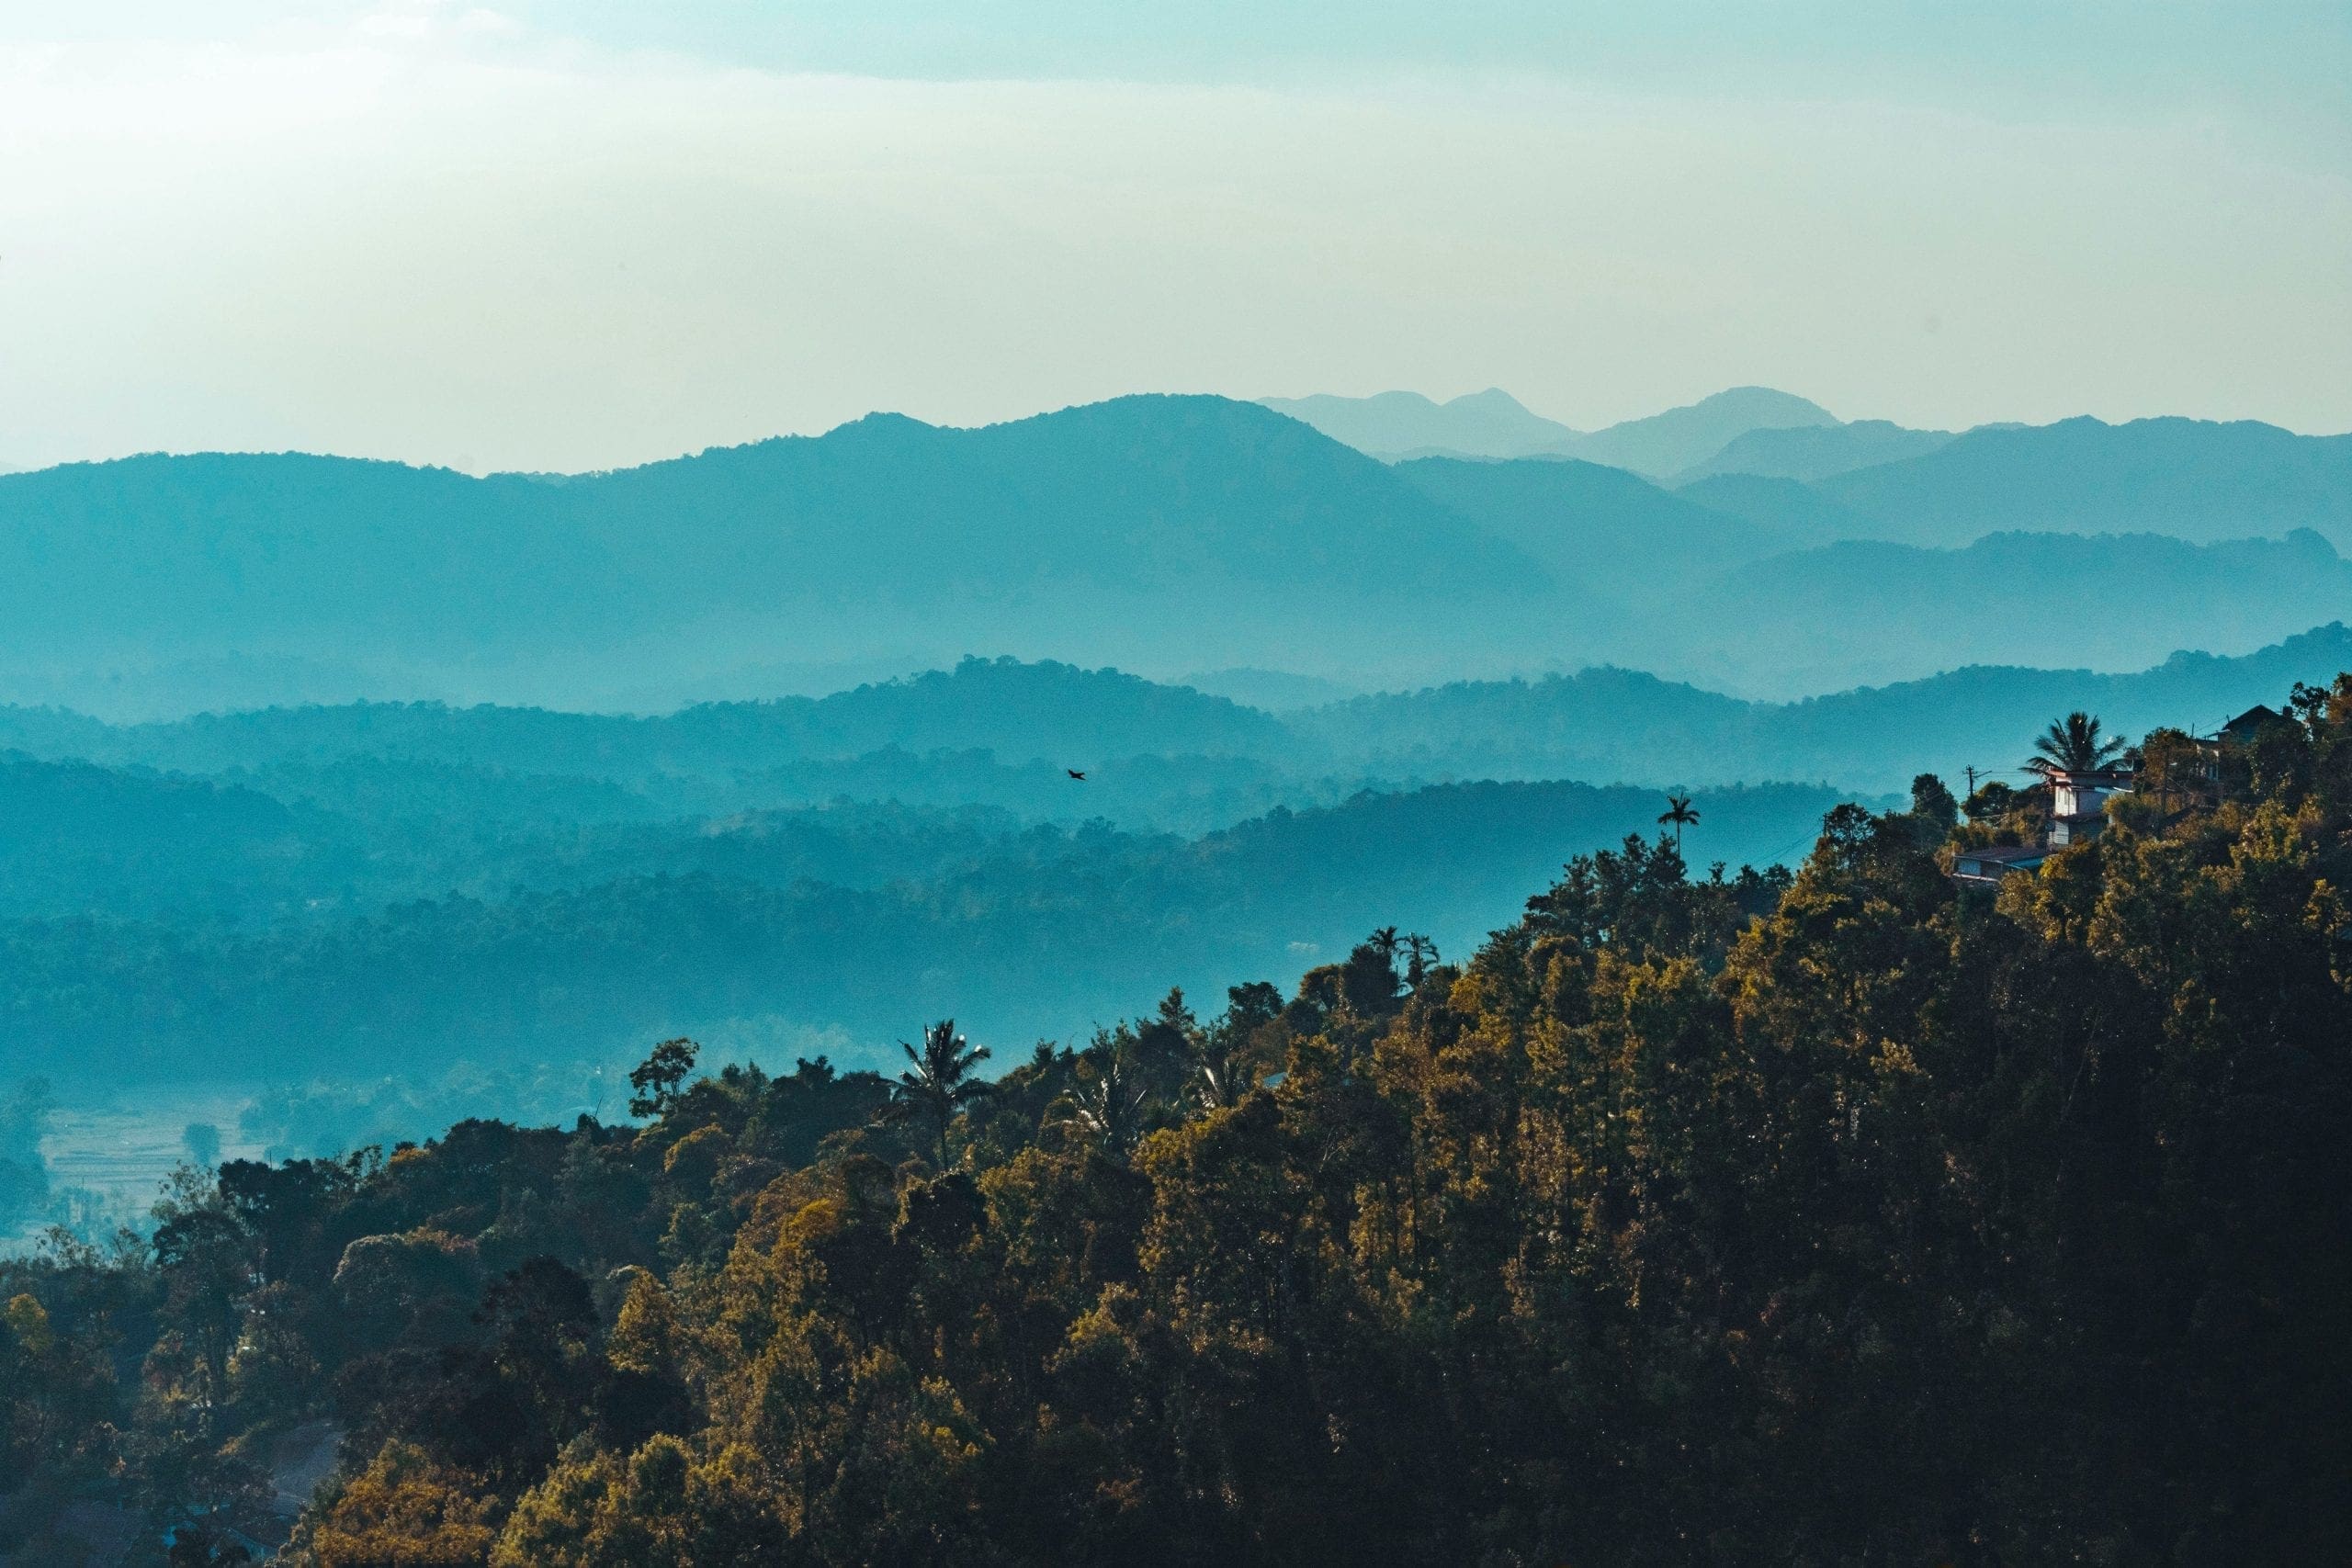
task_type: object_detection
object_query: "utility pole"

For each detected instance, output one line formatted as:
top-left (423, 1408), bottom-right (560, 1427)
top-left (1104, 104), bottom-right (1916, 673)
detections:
top-left (1964, 764), bottom-right (1979, 795)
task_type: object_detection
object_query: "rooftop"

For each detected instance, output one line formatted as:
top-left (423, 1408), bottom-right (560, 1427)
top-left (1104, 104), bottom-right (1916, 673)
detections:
top-left (1960, 844), bottom-right (2052, 867)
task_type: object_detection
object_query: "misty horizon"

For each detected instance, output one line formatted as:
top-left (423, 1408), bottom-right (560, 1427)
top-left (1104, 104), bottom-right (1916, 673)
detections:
top-left (6, 5), bottom-right (2347, 476)
top-left (7, 385), bottom-right (2349, 480)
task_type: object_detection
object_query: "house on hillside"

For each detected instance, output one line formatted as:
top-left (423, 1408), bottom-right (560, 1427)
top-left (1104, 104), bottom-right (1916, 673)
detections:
top-left (1951, 843), bottom-right (2052, 889)
top-left (2043, 763), bottom-right (2132, 846)
top-left (2163, 705), bottom-right (2294, 800)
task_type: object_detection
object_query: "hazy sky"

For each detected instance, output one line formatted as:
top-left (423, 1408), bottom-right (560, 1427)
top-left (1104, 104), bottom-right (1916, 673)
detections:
top-left (3, 1), bottom-right (2347, 472)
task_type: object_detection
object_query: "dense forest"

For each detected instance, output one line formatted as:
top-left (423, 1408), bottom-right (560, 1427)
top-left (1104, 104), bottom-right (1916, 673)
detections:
top-left (4, 679), bottom-right (2345, 1563)
top-left (0, 768), bottom-right (1848, 1096)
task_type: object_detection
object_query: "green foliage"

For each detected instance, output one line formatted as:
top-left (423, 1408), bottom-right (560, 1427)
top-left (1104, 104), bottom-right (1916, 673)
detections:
top-left (628, 1040), bottom-right (700, 1122)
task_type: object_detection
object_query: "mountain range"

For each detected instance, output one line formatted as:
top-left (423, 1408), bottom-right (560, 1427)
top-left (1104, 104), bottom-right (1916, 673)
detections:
top-left (2, 392), bottom-right (2345, 716)
top-left (0, 397), bottom-right (1556, 713)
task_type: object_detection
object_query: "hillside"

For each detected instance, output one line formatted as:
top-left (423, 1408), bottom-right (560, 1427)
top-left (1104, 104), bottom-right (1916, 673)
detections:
top-left (0, 752), bottom-right (341, 921)
top-left (1669, 471), bottom-right (1881, 541)
top-left (8, 690), bottom-right (2345, 1563)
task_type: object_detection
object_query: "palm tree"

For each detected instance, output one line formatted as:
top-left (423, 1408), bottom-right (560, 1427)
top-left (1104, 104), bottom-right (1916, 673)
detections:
top-left (2026, 712), bottom-right (2127, 778)
top-left (1054, 1047), bottom-right (1150, 1158)
top-left (883, 1019), bottom-right (991, 1168)
top-left (1657, 794), bottom-right (1700, 852)
top-left (1403, 933), bottom-right (1440, 992)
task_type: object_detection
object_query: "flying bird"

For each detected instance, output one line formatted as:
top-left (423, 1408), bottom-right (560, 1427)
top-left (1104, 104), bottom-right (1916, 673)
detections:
top-left (1067, 769), bottom-right (1087, 781)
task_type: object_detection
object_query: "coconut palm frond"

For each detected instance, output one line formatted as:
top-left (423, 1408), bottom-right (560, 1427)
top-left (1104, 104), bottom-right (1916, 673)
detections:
top-left (2027, 712), bottom-right (2128, 776)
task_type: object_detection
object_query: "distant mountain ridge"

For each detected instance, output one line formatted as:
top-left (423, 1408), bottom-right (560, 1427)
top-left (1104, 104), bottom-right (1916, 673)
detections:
top-left (1567, 386), bottom-right (1838, 478)
top-left (1257, 389), bottom-right (1578, 459)
top-left (1393, 456), bottom-right (1822, 593)
top-left (1261, 384), bottom-right (1838, 475)
top-left (6, 393), bottom-right (2347, 717)
top-left (1388, 451), bottom-right (2349, 693)
top-left (5, 628), bottom-right (2344, 804)
top-left (0, 657), bottom-right (1289, 781)
top-left (1671, 418), bottom-right (1957, 483)
top-left (1292, 622), bottom-right (2352, 792)
top-left (1816, 415), bottom-right (2352, 548)
top-left (0, 396), bottom-right (1559, 710)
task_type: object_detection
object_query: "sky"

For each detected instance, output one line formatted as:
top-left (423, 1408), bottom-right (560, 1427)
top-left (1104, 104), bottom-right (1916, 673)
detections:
top-left (1, 1), bottom-right (2347, 473)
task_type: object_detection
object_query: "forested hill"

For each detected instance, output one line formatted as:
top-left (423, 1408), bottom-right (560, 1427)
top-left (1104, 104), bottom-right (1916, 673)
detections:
top-left (0, 777), bottom-right (1851, 1085)
top-left (0, 629), bottom-right (2344, 799)
top-left (5, 676), bottom-right (2345, 1564)
top-left (1295, 622), bottom-right (2352, 788)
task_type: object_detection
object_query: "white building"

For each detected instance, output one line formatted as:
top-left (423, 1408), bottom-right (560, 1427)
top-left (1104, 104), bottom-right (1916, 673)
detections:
top-left (2043, 765), bottom-right (2131, 846)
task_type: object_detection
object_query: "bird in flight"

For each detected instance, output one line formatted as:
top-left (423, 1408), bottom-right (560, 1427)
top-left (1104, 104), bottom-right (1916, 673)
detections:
top-left (1067, 769), bottom-right (1087, 781)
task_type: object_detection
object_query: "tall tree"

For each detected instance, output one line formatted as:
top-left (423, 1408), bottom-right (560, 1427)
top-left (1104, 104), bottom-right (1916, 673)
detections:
top-left (884, 1020), bottom-right (991, 1168)
top-left (1657, 793), bottom-right (1700, 852)
top-left (628, 1038), bottom-right (700, 1120)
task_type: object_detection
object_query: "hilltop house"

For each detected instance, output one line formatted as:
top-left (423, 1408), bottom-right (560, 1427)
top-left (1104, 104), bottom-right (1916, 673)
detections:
top-left (2043, 763), bottom-right (2132, 847)
top-left (1951, 757), bottom-right (2133, 890)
